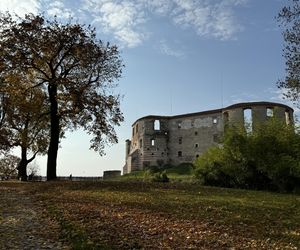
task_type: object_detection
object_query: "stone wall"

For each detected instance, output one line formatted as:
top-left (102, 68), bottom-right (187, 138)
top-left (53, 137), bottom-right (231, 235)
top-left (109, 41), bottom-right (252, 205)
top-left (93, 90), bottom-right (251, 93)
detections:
top-left (123, 102), bottom-right (293, 174)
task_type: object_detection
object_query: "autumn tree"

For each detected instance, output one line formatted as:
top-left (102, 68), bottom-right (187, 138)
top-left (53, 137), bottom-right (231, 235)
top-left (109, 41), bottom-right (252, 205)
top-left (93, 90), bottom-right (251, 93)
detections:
top-left (0, 154), bottom-right (20, 180)
top-left (0, 14), bottom-right (124, 180)
top-left (0, 79), bottom-right (49, 180)
top-left (277, 0), bottom-right (300, 103)
top-left (0, 89), bottom-right (10, 153)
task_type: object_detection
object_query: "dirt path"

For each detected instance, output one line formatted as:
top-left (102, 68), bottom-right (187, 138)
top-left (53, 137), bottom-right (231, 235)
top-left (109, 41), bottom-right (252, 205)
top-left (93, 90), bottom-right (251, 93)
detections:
top-left (0, 184), bottom-right (69, 250)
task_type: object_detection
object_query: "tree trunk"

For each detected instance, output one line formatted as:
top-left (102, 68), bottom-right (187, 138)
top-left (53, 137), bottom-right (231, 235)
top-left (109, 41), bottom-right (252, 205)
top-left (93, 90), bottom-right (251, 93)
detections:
top-left (18, 147), bottom-right (28, 181)
top-left (17, 147), bottom-right (38, 181)
top-left (47, 84), bottom-right (59, 181)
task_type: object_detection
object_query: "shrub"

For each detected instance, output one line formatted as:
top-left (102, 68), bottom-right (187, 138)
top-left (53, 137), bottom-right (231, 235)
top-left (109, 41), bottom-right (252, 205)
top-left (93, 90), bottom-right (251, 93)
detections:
top-left (194, 119), bottom-right (300, 192)
top-left (152, 171), bottom-right (169, 183)
top-left (143, 169), bottom-right (169, 182)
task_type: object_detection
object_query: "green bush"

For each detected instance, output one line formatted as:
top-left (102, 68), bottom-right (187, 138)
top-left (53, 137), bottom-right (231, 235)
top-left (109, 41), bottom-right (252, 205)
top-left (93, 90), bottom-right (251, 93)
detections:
top-left (143, 169), bottom-right (169, 183)
top-left (152, 170), bottom-right (169, 183)
top-left (166, 163), bottom-right (193, 175)
top-left (194, 119), bottom-right (300, 192)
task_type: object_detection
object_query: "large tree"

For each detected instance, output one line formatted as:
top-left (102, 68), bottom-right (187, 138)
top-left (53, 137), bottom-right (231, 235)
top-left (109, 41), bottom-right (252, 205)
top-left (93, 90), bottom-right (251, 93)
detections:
top-left (0, 14), bottom-right (124, 180)
top-left (277, 0), bottom-right (300, 103)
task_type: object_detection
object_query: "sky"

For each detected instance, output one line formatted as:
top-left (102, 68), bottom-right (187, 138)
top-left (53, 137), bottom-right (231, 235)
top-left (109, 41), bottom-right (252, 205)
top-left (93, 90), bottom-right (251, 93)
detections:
top-left (0, 0), bottom-right (296, 177)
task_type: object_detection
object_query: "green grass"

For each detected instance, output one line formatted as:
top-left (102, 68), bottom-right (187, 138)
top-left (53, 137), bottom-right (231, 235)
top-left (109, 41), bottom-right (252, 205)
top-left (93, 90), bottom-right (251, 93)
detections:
top-left (117, 164), bottom-right (195, 182)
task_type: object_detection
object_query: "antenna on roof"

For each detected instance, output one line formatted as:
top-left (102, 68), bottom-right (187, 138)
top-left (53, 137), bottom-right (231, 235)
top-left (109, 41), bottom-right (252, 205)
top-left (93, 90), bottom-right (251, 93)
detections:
top-left (170, 87), bottom-right (173, 115)
top-left (221, 72), bottom-right (224, 108)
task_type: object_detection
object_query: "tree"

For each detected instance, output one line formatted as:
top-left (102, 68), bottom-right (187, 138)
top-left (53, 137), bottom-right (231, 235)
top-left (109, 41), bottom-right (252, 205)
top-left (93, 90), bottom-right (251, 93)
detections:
top-left (0, 14), bottom-right (124, 180)
top-left (277, 0), bottom-right (300, 103)
top-left (0, 79), bottom-right (49, 181)
top-left (194, 119), bottom-right (300, 192)
top-left (0, 154), bottom-right (20, 180)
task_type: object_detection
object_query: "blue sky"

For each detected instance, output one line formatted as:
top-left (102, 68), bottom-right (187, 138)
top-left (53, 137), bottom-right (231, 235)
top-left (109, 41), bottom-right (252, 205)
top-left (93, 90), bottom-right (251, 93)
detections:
top-left (0, 0), bottom-right (295, 176)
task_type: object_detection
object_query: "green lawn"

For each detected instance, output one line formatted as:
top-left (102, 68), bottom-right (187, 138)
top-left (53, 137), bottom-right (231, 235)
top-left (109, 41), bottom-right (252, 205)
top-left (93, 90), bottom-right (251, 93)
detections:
top-left (118, 164), bottom-right (195, 182)
top-left (6, 180), bottom-right (296, 249)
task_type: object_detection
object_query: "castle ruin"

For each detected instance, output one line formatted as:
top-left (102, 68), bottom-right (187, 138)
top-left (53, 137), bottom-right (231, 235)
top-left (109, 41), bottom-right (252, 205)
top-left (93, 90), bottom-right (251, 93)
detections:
top-left (123, 102), bottom-right (293, 174)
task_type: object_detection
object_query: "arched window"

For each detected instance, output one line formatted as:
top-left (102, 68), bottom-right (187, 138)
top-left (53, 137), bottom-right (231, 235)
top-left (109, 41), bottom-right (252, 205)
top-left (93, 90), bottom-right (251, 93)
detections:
top-left (285, 110), bottom-right (291, 125)
top-left (243, 108), bottom-right (252, 133)
top-left (223, 112), bottom-right (229, 123)
top-left (154, 120), bottom-right (160, 130)
top-left (266, 107), bottom-right (274, 117)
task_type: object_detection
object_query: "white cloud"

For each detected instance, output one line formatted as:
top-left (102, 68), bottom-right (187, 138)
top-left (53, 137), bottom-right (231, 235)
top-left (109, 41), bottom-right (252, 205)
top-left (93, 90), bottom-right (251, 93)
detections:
top-left (80, 0), bottom-right (247, 47)
top-left (159, 40), bottom-right (185, 58)
top-left (0, 0), bottom-right (248, 48)
top-left (46, 0), bottom-right (74, 19)
top-left (0, 0), bottom-right (40, 17)
top-left (142, 0), bottom-right (174, 15)
top-left (82, 0), bottom-right (146, 48)
top-left (171, 0), bottom-right (245, 40)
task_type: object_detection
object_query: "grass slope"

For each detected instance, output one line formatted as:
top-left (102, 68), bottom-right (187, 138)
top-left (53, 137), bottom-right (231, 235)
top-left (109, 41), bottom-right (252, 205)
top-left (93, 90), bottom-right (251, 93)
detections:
top-left (120, 164), bottom-right (194, 182)
top-left (1, 181), bottom-right (299, 249)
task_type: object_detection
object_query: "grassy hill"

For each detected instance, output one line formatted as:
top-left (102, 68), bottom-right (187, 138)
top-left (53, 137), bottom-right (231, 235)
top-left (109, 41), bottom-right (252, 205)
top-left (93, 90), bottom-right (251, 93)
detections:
top-left (2, 180), bottom-right (299, 249)
top-left (119, 164), bottom-right (195, 182)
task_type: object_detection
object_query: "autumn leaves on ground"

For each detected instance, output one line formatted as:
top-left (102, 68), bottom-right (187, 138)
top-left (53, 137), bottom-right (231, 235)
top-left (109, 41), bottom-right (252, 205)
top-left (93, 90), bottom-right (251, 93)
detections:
top-left (0, 181), bottom-right (299, 249)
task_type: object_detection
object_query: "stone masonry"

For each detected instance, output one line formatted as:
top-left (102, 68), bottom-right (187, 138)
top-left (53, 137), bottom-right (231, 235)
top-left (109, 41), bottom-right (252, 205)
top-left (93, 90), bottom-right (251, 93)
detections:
top-left (123, 101), bottom-right (293, 174)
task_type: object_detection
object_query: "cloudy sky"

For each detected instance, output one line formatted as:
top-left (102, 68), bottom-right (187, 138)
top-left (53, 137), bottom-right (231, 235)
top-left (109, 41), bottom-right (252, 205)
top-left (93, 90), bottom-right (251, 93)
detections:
top-left (0, 0), bottom-right (294, 176)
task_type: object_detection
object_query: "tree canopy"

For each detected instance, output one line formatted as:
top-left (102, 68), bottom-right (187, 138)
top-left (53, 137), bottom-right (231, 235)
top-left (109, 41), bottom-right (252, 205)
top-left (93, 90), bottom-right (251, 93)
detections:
top-left (0, 79), bottom-right (49, 180)
top-left (277, 0), bottom-right (300, 103)
top-left (194, 119), bottom-right (300, 192)
top-left (0, 14), bottom-right (124, 180)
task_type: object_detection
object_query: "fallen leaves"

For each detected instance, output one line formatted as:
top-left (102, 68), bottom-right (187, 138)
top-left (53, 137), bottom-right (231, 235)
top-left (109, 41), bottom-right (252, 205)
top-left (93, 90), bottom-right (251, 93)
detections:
top-left (1, 181), bottom-right (300, 249)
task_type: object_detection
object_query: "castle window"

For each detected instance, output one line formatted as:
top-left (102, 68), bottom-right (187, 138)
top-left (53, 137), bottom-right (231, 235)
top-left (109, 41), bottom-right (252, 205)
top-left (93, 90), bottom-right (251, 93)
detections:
top-left (285, 110), bottom-right (291, 125)
top-left (213, 118), bottom-right (218, 124)
top-left (266, 107), bottom-right (274, 117)
top-left (213, 134), bottom-right (219, 143)
top-left (243, 108), bottom-right (252, 133)
top-left (136, 124), bottom-right (139, 133)
top-left (195, 143), bottom-right (199, 148)
top-left (132, 127), bottom-right (135, 136)
top-left (151, 139), bottom-right (155, 146)
top-left (223, 112), bottom-right (229, 123)
top-left (139, 139), bottom-right (143, 148)
top-left (151, 153), bottom-right (154, 156)
top-left (154, 120), bottom-right (160, 130)
top-left (161, 152), bottom-right (164, 156)
top-left (179, 137), bottom-right (182, 144)
top-left (178, 122), bottom-right (182, 129)
top-left (196, 154), bottom-right (199, 158)
top-left (195, 131), bottom-right (198, 136)
top-left (178, 151), bottom-right (182, 157)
